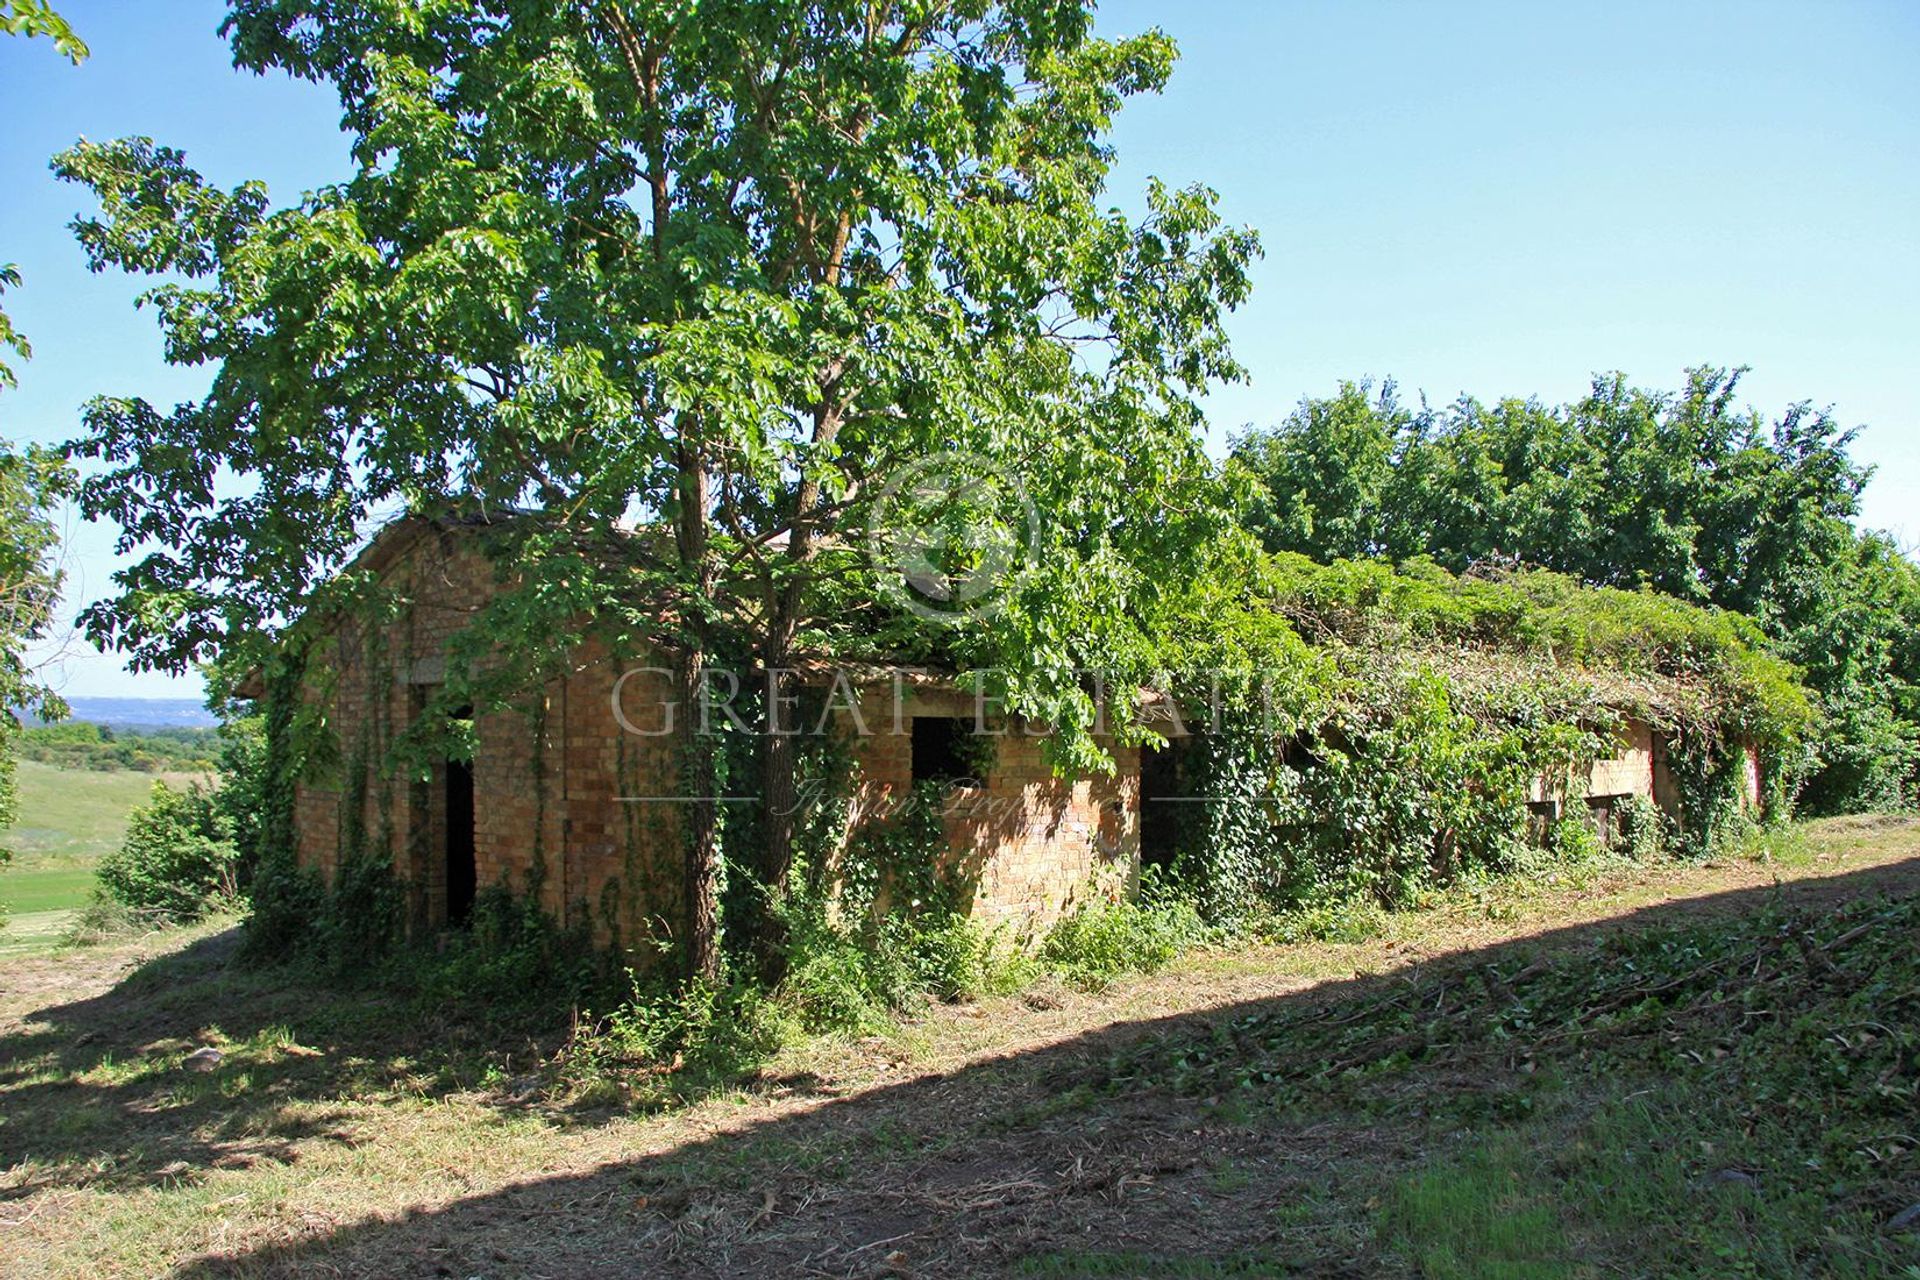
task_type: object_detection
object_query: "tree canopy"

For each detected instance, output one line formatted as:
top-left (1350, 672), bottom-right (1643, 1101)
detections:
top-left (58, 0), bottom-right (1257, 973)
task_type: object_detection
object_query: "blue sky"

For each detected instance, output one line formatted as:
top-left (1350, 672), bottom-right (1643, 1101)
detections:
top-left (2, 0), bottom-right (1916, 699)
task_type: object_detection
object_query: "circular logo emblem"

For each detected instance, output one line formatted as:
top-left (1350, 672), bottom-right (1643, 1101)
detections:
top-left (867, 452), bottom-right (1041, 624)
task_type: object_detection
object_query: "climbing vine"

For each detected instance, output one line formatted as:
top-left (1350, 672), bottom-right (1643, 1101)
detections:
top-left (1152, 548), bottom-right (1816, 925)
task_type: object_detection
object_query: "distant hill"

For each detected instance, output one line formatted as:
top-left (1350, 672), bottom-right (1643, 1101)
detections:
top-left (58, 698), bottom-right (217, 731)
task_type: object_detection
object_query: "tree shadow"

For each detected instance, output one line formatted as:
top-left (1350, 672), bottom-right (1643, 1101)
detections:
top-left (4, 852), bottom-right (1917, 1277)
top-left (0, 927), bottom-right (593, 1201)
top-left (140, 853), bottom-right (1920, 1279)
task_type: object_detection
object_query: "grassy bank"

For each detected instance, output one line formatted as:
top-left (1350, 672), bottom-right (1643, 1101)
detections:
top-left (1, 762), bottom-right (209, 956)
top-left (0, 816), bottom-right (1915, 1277)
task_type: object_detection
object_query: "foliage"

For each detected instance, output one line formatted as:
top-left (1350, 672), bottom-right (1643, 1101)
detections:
top-left (561, 973), bottom-right (794, 1108)
top-left (0, 442), bottom-right (69, 895)
top-left (16, 721), bottom-right (223, 773)
top-left (210, 713), bottom-right (268, 885)
top-left (56, 0), bottom-right (1261, 972)
top-left (1, 2), bottom-right (86, 391)
top-left (1149, 545), bottom-right (1810, 924)
top-left (1611, 793), bottom-right (1666, 862)
top-left (0, 264), bottom-right (31, 393)
top-left (769, 777), bottom-right (1031, 1025)
top-left (1039, 871), bottom-right (1206, 991)
top-left (1228, 369), bottom-right (1920, 812)
top-left (1, 0), bottom-right (85, 64)
top-left (0, 9), bottom-right (85, 920)
top-left (96, 780), bottom-right (239, 921)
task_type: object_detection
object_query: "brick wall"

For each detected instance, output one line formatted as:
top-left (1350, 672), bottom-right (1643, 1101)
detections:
top-left (291, 521), bottom-right (1137, 962)
top-left (291, 522), bottom-right (683, 964)
top-left (840, 683), bottom-right (1139, 933)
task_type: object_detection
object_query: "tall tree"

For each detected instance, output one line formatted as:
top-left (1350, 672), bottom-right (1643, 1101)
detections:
top-left (57, 1), bottom-right (1255, 976)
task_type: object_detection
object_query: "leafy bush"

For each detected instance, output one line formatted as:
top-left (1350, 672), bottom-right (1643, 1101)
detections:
top-left (415, 887), bottom-right (607, 1010)
top-left (1612, 794), bottom-right (1667, 861)
top-left (235, 853), bottom-right (326, 964)
top-left (211, 714), bottom-right (268, 887)
top-left (1153, 540), bottom-right (1812, 923)
top-left (1041, 878), bottom-right (1207, 991)
top-left (96, 781), bottom-right (238, 921)
top-left (1545, 813), bottom-right (1605, 866)
top-left (560, 974), bottom-right (795, 1108)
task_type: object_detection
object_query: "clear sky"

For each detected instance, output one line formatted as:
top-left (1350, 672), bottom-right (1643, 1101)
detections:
top-left (2, 0), bottom-right (1916, 700)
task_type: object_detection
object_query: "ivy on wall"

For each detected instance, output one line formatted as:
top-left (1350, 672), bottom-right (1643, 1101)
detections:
top-left (1153, 548), bottom-right (1815, 924)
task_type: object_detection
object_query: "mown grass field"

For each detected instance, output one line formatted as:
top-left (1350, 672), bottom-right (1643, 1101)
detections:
top-left (0, 816), bottom-right (1916, 1278)
top-left (1, 762), bottom-right (208, 958)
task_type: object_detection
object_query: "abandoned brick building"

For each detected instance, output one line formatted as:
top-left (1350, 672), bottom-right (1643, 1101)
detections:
top-left (286, 517), bottom-right (1759, 961)
top-left (287, 517), bottom-right (1138, 956)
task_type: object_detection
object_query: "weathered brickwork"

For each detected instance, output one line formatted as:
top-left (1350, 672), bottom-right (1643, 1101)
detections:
top-left (292, 521), bottom-right (1140, 963)
top-left (298, 522), bottom-right (1759, 960)
top-left (291, 522), bottom-right (685, 960)
top-left (836, 683), bottom-right (1139, 934)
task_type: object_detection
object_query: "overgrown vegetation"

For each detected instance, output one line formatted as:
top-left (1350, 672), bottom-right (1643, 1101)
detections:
top-left (1230, 369), bottom-right (1920, 813)
top-left (225, 536), bottom-right (1816, 1094)
top-left (55, 0), bottom-right (1260, 987)
top-left (73, 716), bottom-right (269, 931)
top-left (94, 781), bottom-right (237, 923)
top-left (1093, 873), bottom-right (1920, 1278)
top-left (1147, 547), bottom-right (1812, 926)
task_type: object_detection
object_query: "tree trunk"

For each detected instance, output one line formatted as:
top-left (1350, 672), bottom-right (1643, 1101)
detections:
top-left (751, 392), bottom-right (843, 976)
top-left (674, 435), bottom-right (721, 985)
top-left (676, 641), bottom-right (720, 984)
top-left (755, 634), bottom-right (800, 980)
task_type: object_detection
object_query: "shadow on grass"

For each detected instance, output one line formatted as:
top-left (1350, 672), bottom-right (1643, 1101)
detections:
top-left (0, 927), bottom-right (597, 1201)
top-left (5, 850), bottom-right (1919, 1278)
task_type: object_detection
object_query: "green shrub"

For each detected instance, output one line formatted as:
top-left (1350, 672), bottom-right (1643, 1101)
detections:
top-left (212, 714), bottom-right (269, 887)
top-left (897, 915), bottom-right (1038, 1002)
top-left (96, 781), bottom-right (238, 922)
top-left (1041, 881), bottom-right (1206, 991)
top-left (561, 973), bottom-right (795, 1107)
top-left (1545, 813), bottom-right (1605, 866)
top-left (408, 886), bottom-right (600, 1006)
top-left (1612, 794), bottom-right (1667, 861)
top-left (236, 853), bottom-right (326, 964)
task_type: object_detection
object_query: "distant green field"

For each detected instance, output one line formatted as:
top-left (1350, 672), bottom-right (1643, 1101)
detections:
top-left (6, 760), bottom-right (201, 867)
top-left (2, 761), bottom-right (213, 950)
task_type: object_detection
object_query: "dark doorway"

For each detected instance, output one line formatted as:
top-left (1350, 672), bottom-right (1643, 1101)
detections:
top-left (1140, 740), bottom-right (1187, 870)
top-left (445, 759), bottom-right (476, 925)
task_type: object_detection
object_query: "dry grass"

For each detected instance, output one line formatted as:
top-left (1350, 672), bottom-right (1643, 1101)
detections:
top-left (1, 816), bottom-right (1916, 1278)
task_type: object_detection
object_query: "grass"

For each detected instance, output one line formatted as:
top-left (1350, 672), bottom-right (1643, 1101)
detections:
top-left (0, 816), bottom-right (1915, 1278)
top-left (1, 864), bottom-right (99, 915)
top-left (1381, 1141), bottom-right (1575, 1280)
top-left (7, 760), bottom-right (204, 867)
top-left (1, 761), bottom-right (210, 955)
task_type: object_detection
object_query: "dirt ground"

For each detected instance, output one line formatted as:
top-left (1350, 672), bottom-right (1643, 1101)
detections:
top-left (3, 815), bottom-right (1917, 1278)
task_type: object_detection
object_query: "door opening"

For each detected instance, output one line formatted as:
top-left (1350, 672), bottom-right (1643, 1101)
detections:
top-left (1139, 740), bottom-right (1187, 871)
top-left (444, 706), bottom-right (477, 926)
